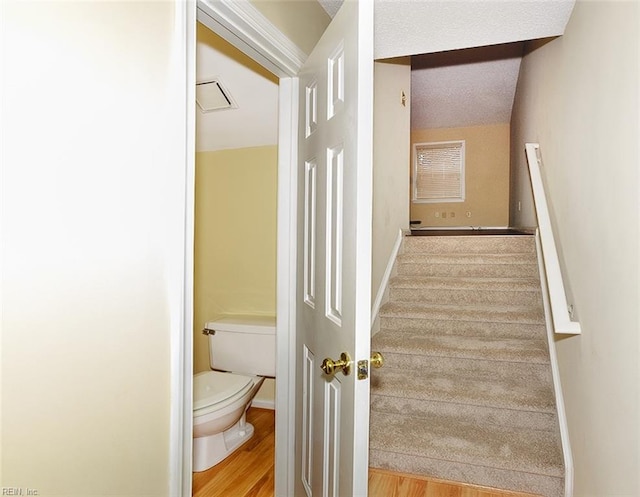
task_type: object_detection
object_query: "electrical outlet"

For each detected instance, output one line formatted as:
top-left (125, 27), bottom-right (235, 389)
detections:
top-left (451, 212), bottom-right (456, 218)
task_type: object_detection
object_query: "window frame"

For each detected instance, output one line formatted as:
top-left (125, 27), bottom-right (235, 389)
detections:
top-left (412, 140), bottom-right (466, 204)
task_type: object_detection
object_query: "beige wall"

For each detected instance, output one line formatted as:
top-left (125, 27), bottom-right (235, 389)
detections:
top-left (194, 147), bottom-right (278, 373)
top-left (510, 1), bottom-right (639, 494)
top-left (250, 0), bottom-right (331, 54)
top-left (1, 1), bottom-right (187, 495)
top-left (372, 59), bottom-right (411, 302)
top-left (411, 124), bottom-right (510, 227)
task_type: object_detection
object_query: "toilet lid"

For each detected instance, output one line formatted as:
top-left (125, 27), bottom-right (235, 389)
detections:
top-left (193, 371), bottom-right (253, 411)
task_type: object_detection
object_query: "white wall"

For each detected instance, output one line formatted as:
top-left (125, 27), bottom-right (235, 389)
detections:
top-left (510, 1), bottom-right (639, 494)
top-left (1, 2), bottom-right (191, 495)
top-left (372, 59), bottom-right (411, 302)
top-left (250, 0), bottom-right (330, 55)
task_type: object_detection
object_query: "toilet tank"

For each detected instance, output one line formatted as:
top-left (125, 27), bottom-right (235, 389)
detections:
top-left (205, 315), bottom-right (276, 377)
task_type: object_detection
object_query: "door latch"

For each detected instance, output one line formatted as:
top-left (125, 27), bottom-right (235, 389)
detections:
top-left (357, 352), bottom-right (384, 380)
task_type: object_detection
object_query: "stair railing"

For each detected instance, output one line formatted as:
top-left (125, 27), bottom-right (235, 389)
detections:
top-left (525, 143), bottom-right (581, 335)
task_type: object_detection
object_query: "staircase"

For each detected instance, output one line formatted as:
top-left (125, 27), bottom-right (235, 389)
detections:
top-left (369, 234), bottom-right (564, 497)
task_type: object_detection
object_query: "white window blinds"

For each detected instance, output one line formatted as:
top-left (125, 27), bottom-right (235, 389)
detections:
top-left (413, 140), bottom-right (465, 203)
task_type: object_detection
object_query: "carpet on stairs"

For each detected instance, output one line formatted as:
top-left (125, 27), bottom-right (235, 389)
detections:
top-left (369, 234), bottom-right (564, 497)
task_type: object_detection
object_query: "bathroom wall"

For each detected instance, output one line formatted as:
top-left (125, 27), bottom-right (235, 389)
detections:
top-left (2, 1), bottom-right (187, 495)
top-left (510, 0), bottom-right (639, 493)
top-left (410, 124), bottom-right (510, 227)
top-left (194, 146), bottom-right (278, 373)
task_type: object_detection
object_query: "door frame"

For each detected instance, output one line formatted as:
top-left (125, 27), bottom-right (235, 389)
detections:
top-left (177, 1), bottom-right (307, 495)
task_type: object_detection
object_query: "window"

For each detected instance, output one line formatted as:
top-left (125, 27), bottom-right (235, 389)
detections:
top-left (412, 140), bottom-right (465, 203)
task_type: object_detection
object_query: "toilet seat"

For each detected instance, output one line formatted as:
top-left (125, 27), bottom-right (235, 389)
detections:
top-left (193, 371), bottom-right (254, 417)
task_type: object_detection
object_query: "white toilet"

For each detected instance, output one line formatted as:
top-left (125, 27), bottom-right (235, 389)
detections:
top-left (193, 315), bottom-right (276, 472)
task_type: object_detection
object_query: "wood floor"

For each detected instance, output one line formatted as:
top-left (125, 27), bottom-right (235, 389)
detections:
top-left (192, 407), bottom-right (540, 497)
top-left (192, 407), bottom-right (275, 497)
top-left (367, 470), bottom-right (541, 497)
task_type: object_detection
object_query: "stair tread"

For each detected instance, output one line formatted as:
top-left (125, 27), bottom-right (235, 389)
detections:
top-left (402, 235), bottom-right (537, 255)
top-left (378, 318), bottom-right (546, 338)
top-left (398, 253), bottom-right (537, 264)
top-left (371, 366), bottom-right (555, 413)
top-left (369, 410), bottom-right (564, 477)
top-left (380, 301), bottom-right (545, 324)
top-left (390, 275), bottom-right (541, 291)
top-left (370, 395), bottom-right (558, 432)
top-left (372, 331), bottom-right (550, 363)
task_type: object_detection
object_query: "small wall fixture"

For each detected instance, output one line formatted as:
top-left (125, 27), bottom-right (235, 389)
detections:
top-left (195, 78), bottom-right (237, 112)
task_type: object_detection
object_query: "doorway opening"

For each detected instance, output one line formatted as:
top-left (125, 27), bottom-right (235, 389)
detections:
top-left (408, 43), bottom-right (524, 231)
top-left (191, 21), bottom-right (279, 496)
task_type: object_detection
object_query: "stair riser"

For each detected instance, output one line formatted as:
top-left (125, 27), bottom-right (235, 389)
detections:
top-left (396, 263), bottom-right (539, 279)
top-left (389, 287), bottom-right (541, 306)
top-left (379, 352), bottom-right (552, 378)
top-left (402, 236), bottom-right (536, 255)
top-left (377, 316), bottom-right (547, 338)
top-left (369, 452), bottom-right (563, 497)
top-left (370, 395), bottom-right (557, 432)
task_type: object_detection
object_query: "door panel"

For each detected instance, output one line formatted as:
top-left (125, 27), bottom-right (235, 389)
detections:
top-left (295, 1), bottom-right (374, 496)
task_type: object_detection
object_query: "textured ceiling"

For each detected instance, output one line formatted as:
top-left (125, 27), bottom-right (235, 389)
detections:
top-left (317, 0), bottom-right (343, 18)
top-left (198, 1), bottom-right (575, 151)
top-left (319, 0), bottom-right (574, 58)
top-left (374, 0), bottom-right (575, 59)
top-left (319, 0), bottom-right (573, 130)
top-left (411, 43), bottom-right (524, 130)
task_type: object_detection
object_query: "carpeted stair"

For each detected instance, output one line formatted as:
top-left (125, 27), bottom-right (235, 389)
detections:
top-left (370, 234), bottom-right (564, 497)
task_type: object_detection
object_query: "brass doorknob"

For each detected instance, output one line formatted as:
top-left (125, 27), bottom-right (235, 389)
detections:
top-left (321, 352), bottom-right (352, 377)
top-left (370, 351), bottom-right (384, 368)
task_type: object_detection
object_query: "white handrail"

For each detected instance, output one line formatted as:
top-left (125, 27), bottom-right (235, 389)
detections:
top-left (525, 143), bottom-right (581, 335)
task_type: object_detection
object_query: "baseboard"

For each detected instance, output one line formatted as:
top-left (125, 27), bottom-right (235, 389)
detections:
top-left (371, 229), bottom-right (404, 330)
top-left (252, 377), bottom-right (275, 410)
top-left (535, 233), bottom-right (574, 497)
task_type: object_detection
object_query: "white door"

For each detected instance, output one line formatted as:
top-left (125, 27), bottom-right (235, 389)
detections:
top-left (296, 1), bottom-right (374, 496)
